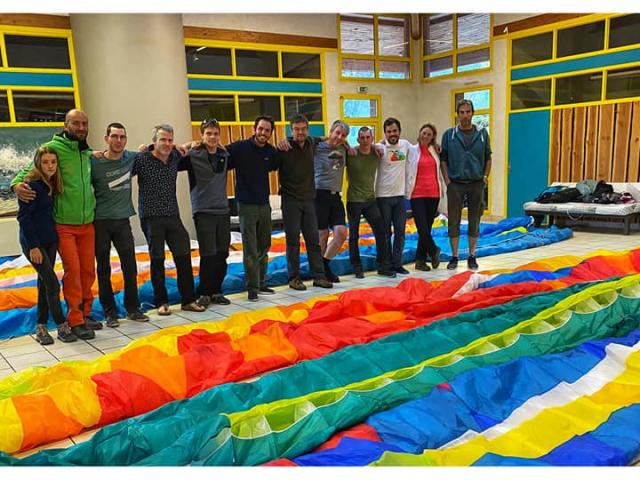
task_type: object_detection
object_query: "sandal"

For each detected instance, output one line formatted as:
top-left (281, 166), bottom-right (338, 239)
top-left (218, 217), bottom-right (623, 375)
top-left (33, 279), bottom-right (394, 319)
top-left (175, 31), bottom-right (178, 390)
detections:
top-left (181, 301), bottom-right (206, 313)
top-left (158, 304), bottom-right (171, 316)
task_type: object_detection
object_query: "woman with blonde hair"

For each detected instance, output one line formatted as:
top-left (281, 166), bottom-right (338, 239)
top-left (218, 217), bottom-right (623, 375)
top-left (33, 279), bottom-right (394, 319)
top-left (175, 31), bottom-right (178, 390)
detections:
top-left (17, 147), bottom-right (76, 344)
top-left (405, 123), bottom-right (447, 271)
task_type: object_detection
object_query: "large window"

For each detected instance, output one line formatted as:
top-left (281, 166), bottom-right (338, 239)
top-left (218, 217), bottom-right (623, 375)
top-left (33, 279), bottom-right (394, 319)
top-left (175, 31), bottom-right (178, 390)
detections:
top-left (423, 13), bottom-right (491, 79)
top-left (340, 94), bottom-right (381, 145)
top-left (4, 34), bottom-right (71, 69)
top-left (338, 14), bottom-right (411, 80)
top-left (452, 87), bottom-right (491, 135)
top-left (184, 47), bottom-right (232, 76)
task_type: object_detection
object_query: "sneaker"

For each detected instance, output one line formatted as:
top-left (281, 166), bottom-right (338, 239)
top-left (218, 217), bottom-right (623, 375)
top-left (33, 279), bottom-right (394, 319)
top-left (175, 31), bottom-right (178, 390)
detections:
top-left (431, 247), bottom-right (441, 269)
top-left (105, 314), bottom-right (120, 328)
top-left (288, 277), bottom-right (307, 291)
top-left (210, 294), bottom-right (231, 305)
top-left (323, 258), bottom-right (340, 283)
top-left (196, 295), bottom-right (211, 308)
top-left (258, 286), bottom-right (275, 295)
top-left (71, 323), bottom-right (95, 340)
top-left (313, 278), bottom-right (333, 288)
top-left (84, 317), bottom-right (103, 330)
top-left (126, 311), bottom-right (150, 322)
top-left (248, 289), bottom-right (259, 302)
top-left (467, 255), bottom-right (479, 270)
top-left (56, 322), bottom-right (77, 343)
top-left (377, 269), bottom-right (397, 278)
top-left (415, 261), bottom-right (431, 272)
top-left (447, 256), bottom-right (459, 270)
top-left (35, 324), bottom-right (54, 345)
top-left (354, 268), bottom-right (365, 279)
top-left (394, 266), bottom-right (410, 275)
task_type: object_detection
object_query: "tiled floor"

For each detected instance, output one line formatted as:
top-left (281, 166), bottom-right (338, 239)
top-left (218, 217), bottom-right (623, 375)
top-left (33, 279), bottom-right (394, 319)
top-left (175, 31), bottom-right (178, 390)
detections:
top-left (1, 227), bottom-right (639, 456)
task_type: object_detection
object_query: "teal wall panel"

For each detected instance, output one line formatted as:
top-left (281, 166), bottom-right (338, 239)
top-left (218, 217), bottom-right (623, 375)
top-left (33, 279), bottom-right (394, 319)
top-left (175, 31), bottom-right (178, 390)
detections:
top-left (188, 78), bottom-right (322, 94)
top-left (0, 72), bottom-right (73, 88)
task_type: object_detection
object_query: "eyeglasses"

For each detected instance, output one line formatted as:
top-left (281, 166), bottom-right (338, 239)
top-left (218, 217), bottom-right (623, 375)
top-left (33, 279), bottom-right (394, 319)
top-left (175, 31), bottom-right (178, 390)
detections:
top-left (201, 118), bottom-right (220, 128)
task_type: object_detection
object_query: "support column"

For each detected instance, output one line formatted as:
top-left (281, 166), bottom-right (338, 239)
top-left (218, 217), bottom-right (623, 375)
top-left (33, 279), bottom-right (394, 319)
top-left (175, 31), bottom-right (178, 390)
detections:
top-left (69, 14), bottom-right (194, 242)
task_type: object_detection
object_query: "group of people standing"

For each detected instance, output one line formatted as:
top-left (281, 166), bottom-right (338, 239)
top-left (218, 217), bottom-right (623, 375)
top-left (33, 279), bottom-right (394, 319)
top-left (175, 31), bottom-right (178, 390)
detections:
top-left (14, 99), bottom-right (491, 346)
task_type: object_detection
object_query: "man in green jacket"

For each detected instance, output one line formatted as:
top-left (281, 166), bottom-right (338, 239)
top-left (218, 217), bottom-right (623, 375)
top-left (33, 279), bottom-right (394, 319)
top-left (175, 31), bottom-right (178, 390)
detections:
top-left (12, 109), bottom-right (100, 340)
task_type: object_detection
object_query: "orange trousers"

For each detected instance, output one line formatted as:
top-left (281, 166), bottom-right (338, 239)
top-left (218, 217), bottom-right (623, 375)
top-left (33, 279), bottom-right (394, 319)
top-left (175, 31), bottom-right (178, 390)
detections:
top-left (56, 224), bottom-right (95, 327)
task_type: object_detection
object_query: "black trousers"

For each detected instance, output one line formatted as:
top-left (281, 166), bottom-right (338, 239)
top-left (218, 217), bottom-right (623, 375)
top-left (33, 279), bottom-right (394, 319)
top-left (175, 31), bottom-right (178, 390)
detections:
top-left (141, 215), bottom-right (196, 307)
top-left (194, 212), bottom-right (230, 296)
top-left (346, 201), bottom-right (390, 271)
top-left (281, 195), bottom-right (325, 280)
top-left (376, 195), bottom-right (407, 269)
top-left (410, 197), bottom-right (440, 262)
top-left (23, 242), bottom-right (65, 325)
top-left (94, 218), bottom-right (140, 316)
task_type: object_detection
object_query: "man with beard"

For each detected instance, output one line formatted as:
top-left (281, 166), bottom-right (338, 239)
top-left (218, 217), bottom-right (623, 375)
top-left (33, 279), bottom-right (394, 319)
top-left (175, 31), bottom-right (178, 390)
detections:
top-left (440, 99), bottom-right (492, 271)
top-left (12, 109), bottom-right (101, 340)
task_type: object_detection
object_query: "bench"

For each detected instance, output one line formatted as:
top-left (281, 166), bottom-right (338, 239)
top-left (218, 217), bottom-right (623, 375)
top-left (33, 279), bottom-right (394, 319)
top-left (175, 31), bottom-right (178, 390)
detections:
top-left (524, 182), bottom-right (640, 235)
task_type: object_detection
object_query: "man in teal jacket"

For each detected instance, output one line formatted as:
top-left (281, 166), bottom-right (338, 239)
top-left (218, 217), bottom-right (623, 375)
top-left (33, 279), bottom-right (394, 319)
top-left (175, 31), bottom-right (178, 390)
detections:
top-left (440, 99), bottom-right (492, 271)
top-left (12, 109), bottom-right (100, 340)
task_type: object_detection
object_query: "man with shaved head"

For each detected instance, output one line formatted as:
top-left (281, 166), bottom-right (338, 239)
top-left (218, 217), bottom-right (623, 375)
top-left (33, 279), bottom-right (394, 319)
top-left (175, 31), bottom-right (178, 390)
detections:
top-left (12, 108), bottom-right (101, 340)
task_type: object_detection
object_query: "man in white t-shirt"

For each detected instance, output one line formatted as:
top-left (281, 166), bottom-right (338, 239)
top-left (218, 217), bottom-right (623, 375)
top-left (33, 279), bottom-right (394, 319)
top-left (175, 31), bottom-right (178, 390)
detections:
top-left (376, 117), bottom-right (411, 275)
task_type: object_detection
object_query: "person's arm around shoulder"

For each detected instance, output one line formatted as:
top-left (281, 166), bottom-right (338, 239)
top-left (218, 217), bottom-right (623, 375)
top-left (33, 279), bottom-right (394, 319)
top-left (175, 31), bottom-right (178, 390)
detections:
top-left (482, 129), bottom-right (492, 185)
top-left (439, 131), bottom-right (451, 186)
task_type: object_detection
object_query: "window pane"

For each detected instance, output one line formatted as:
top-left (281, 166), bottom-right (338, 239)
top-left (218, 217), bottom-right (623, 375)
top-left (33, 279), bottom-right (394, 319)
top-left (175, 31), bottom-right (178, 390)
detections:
top-left (606, 67), bottom-right (640, 100)
top-left (346, 124), bottom-right (378, 147)
top-left (455, 89), bottom-right (490, 111)
top-left (282, 53), bottom-right (321, 79)
top-left (236, 50), bottom-right (278, 77)
top-left (457, 48), bottom-right (490, 73)
top-left (5, 35), bottom-right (70, 69)
top-left (189, 95), bottom-right (236, 122)
top-left (457, 14), bottom-right (491, 49)
top-left (609, 14), bottom-right (640, 49)
top-left (342, 58), bottom-right (375, 78)
top-left (284, 97), bottom-right (323, 122)
top-left (379, 60), bottom-right (410, 79)
top-left (510, 80), bottom-right (552, 110)
top-left (511, 32), bottom-right (553, 66)
top-left (13, 91), bottom-right (75, 122)
top-left (557, 21), bottom-right (605, 58)
top-left (378, 16), bottom-right (409, 57)
top-left (424, 56), bottom-right (453, 78)
top-left (0, 92), bottom-right (9, 122)
top-left (340, 14), bottom-right (374, 55)
top-left (555, 73), bottom-right (602, 105)
top-left (424, 14), bottom-right (453, 55)
top-left (472, 113), bottom-right (490, 136)
top-left (342, 98), bottom-right (377, 119)
top-left (185, 46), bottom-right (232, 75)
top-left (238, 95), bottom-right (281, 121)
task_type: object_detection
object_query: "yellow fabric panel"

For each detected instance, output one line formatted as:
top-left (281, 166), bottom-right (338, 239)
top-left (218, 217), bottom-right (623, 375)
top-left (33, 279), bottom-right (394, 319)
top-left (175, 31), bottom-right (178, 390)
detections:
top-left (0, 398), bottom-right (23, 454)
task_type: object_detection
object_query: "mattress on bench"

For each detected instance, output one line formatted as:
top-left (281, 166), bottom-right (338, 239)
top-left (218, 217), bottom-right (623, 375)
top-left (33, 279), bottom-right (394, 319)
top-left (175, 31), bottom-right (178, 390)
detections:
top-left (523, 201), bottom-right (640, 216)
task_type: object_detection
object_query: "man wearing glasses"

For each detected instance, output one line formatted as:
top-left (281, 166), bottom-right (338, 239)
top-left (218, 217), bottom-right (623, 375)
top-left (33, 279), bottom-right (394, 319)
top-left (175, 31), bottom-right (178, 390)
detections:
top-left (91, 122), bottom-right (149, 327)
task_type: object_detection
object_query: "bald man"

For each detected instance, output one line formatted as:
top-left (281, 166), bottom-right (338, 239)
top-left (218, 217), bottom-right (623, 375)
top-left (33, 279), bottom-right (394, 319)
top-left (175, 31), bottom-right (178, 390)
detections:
top-left (12, 109), bottom-right (100, 340)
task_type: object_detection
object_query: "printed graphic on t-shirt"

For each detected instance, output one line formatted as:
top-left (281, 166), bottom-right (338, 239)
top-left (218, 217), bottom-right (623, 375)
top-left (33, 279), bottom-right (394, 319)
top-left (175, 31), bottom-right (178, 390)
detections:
top-left (386, 147), bottom-right (407, 162)
top-left (328, 150), bottom-right (345, 170)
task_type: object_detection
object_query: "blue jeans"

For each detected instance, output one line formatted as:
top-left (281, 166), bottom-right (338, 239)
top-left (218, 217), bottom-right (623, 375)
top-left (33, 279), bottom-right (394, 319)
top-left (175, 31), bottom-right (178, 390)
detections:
top-left (376, 196), bottom-right (407, 269)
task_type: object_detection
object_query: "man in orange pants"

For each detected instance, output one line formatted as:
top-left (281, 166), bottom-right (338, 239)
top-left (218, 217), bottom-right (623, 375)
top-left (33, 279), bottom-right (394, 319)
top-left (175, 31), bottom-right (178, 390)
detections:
top-left (13, 109), bottom-right (100, 340)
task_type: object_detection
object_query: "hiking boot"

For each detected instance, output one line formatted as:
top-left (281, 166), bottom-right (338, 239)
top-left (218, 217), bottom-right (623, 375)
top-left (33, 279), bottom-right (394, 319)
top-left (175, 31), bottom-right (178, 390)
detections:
top-left (84, 317), bottom-right (103, 330)
top-left (288, 277), bottom-right (307, 291)
top-left (248, 289), bottom-right (259, 302)
top-left (259, 286), bottom-right (275, 295)
top-left (394, 266), bottom-right (410, 275)
top-left (377, 269), bottom-right (397, 277)
top-left (71, 323), bottom-right (95, 340)
top-left (35, 324), bottom-right (54, 345)
top-left (447, 256), bottom-right (459, 270)
top-left (415, 260), bottom-right (431, 272)
top-left (354, 267), bottom-right (365, 279)
top-left (56, 322), bottom-right (77, 343)
top-left (431, 247), bottom-right (441, 269)
top-left (467, 255), bottom-right (479, 270)
top-left (105, 314), bottom-right (120, 328)
top-left (210, 294), bottom-right (231, 305)
top-left (196, 295), bottom-right (211, 307)
top-left (313, 278), bottom-right (333, 289)
top-left (126, 311), bottom-right (150, 322)
top-left (323, 258), bottom-right (340, 283)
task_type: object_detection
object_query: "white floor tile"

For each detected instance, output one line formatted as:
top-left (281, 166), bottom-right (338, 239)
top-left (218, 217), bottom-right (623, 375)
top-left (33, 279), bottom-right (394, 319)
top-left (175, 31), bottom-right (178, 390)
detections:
top-left (58, 350), bottom-right (104, 362)
top-left (0, 368), bottom-right (15, 379)
top-left (1, 342), bottom-right (49, 358)
top-left (0, 335), bottom-right (39, 349)
top-left (45, 342), bottom-right (99, 358)
top-left (116, 321), bottom-right (160, 334)
top-left (151, 316), bottom-right (194, 328)
top-left (9, 351), bottom-right (58, 371)
top-left (87, 336), bottom-right (132, 352)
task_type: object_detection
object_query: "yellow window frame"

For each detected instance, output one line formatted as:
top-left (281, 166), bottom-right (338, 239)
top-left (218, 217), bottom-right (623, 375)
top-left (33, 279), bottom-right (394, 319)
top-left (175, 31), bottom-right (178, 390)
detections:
top-left (337, 14), bottom-right (412, 82)
top-left (339, 93), bottom-right (382, 142)
top-left (450, 84), bottom-right (493, 215)
top-left (422, 13), bottom-right (493, 82)
top-left (0, 24), bottom-right (81, 127)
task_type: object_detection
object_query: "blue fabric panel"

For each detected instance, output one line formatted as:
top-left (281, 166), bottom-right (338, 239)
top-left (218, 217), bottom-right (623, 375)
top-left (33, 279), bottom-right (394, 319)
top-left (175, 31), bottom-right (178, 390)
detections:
top-left (480, 267), bottom-right (574, 289)
top-left (293, 438), bottom-right (404, 466)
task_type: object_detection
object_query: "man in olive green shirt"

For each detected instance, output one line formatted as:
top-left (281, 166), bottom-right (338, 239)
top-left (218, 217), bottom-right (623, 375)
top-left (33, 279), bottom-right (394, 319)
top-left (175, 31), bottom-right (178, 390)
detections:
top-left (345, 127), bottom-right (394, 278)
